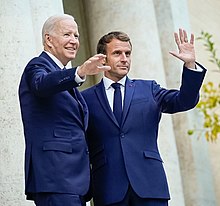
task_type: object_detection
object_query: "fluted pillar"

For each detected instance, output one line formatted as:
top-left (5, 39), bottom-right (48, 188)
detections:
top-left (0, 1), bottom-right (64, 205)
top-left (84, 1), bottom-right (184, 205)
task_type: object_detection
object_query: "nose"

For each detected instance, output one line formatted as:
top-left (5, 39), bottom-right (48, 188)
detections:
top-left (121, 53), bottom-right (128, 61)
top-left (69, 35), bottom-right (78, 43)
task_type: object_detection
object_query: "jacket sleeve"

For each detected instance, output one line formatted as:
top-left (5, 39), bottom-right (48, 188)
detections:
top-left (25, 57), bottom-right (79, 97)
top-left (153, 63), bottom-right (206, 113)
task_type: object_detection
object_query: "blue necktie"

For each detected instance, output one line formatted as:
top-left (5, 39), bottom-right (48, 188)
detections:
top-left (111, 83), bottom-right (122, 125)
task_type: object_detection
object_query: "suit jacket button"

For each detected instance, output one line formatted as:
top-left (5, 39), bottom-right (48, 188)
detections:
top-left (120, 133), bottom-right (125, 138)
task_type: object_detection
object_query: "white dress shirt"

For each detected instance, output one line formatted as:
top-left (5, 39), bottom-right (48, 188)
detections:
top-left (103, 76), bottom-right (126, 111)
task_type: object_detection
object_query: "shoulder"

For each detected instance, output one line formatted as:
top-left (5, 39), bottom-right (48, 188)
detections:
top-left (27, 52), bottom-right (52, 66)
top-left (24, 52), bottom-right (56, 73)
top-left (81, 84), bottom-right (98, 95)
top-left (128, 79), bottom-right (162, 94)
top-left (81, 82), bottom-right (104, 99)
top-left (128, 78), bottom-right (156, 86)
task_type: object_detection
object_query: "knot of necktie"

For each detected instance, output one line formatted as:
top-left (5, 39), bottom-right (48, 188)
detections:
top-left (111, 82), bottom-right (121, 89)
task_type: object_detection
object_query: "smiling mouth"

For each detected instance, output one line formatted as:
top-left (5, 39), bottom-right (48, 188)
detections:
top-left (66, 47), bottom-right (77, 51)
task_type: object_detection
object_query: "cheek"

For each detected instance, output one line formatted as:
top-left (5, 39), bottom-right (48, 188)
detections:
top-left (76, 40), bottom-right (80, 48)
top-left (53, 41), bottom-right (63, 51)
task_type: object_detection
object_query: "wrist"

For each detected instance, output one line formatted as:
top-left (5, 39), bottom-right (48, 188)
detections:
top-left (77, 65), bottom-right (86, 79)
top-left (185, 62), bottom-right (196, 69)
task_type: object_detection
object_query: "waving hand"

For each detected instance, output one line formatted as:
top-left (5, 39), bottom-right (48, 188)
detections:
top-left (169, 28), bottom-right (196, 69)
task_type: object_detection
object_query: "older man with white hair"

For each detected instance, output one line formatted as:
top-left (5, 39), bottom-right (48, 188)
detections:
top-left (18, 14), bottom-right (110, 206)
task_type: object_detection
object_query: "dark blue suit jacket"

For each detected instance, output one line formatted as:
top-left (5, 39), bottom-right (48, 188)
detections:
top-left (81, 65), bottom-right (206, 205)
top-left (19, 52), bottom-right (90, 199)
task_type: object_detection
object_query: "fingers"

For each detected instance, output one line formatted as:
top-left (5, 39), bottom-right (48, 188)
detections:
top-left (179, 28), bottom-right (184, 43)
top-left (183, 30), bottom-right (188, 42)
top-left (190, 33), bottom-right (194, 44)
top-left (78, 54), bottom-right (110, 77)
top-left (174, 28), bottom-right (194, 49)
top-left (97, 65), bottom-right (111, 71)
top-left (88, 54), bottom-right (106, 65)
top-left (177, 28), bottom-right (194, 44)
top-left (174, 32), bottom-right (180, 47)
top-left (179, 28), bottom-right (188, 43)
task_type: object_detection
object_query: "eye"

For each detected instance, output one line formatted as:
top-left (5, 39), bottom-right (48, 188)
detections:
top-left (64, 33), bottom-right (70, 37)
top-left (125, 51), bottom-right (131, 57)
top-left (113, 51), bottom-right (121, 55)
top-left (74, 34), bottom-right (79, 39)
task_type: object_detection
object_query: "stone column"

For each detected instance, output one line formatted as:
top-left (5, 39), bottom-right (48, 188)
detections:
top-left (0, 1), bottom-right (36, 205)
top-left (83, 0), bottom-right (184, 205)
top-left (154, 0), bottom-right (216, 205)
top-left (0, 0), bottom-right (63, 205)
top-left (29, 0), bottom-right (64, 53)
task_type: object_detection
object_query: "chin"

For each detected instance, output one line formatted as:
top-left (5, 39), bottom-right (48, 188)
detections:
top-left (121, 70), bottom-right (129, 75)
top-left (68, 54), bottom-right (76, 60)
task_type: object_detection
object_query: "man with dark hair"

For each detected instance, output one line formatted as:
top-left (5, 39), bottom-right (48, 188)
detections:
top-left (81, 30), bottom-right (206, 206)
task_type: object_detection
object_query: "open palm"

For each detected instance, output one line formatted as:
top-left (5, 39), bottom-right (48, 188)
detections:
top-left (169, 28), bottom-right (196, 68)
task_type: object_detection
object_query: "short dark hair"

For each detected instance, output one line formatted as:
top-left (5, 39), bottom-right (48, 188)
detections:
top-left (97, 31), bottom-right (132, 54)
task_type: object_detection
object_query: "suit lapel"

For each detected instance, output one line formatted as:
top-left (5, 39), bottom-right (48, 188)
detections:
top-left (122, 78), bottom-right (135, 126)
top-left (95, 79), bottom-right (135, 127)
top-left (40, 51), bottom-right (61, 71)
top-left (95, 81), bottom-right (118, 126)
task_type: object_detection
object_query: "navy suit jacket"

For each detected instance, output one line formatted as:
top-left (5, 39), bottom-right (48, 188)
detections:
top-left (19, 52), bottom-right (90, 199)
top-left (81, 64), bottom-right (206, 205)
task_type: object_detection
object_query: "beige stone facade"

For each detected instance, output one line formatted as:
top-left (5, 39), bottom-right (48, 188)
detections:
top-left (0, 0), bottom-right (219, 205)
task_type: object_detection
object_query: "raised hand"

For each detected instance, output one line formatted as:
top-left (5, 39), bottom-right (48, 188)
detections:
top-left (169, 28), bottom-right (196, 69)
top-left (77, 54), bottom-right (111, 78)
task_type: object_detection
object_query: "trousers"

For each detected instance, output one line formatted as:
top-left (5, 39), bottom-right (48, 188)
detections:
top-left (33, 193), bottom-right (86, 206)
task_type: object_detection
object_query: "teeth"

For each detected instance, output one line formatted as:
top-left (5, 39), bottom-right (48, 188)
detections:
top-left (67, 48), bottom-right (75, 51)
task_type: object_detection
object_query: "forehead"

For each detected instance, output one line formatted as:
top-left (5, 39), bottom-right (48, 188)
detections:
top-left (56, 19), bottom-right (78, 32)
top-left (107, 39), bottom-right (131, 51)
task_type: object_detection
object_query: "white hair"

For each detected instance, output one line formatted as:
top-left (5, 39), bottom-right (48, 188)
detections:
top-left (42, 14), bottom-right (75, 45)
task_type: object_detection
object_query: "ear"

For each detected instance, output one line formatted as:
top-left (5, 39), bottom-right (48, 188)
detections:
top-left (45, 34), bottom-right (53, 48)
top-left (102, 57), bottom-right (106, 65)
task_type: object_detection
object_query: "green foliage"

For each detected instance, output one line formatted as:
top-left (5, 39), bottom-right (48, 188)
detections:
top-left (188, 31), bottom-right (220, 142)
top-left (197, 31), bottom-right (220, 68)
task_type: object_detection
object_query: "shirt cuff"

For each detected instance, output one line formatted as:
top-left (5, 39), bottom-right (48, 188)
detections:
top-left (187, 65), bottom-right (203, 72)
top-left (75, 66), bottom-right (86, 84)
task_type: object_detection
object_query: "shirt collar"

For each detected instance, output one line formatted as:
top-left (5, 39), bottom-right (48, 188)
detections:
top-left (44, 51), bottom-right (65, 69)
top-left (103, 76), bottom-right (127, 90)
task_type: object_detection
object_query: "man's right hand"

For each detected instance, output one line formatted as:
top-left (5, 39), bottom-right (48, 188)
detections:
top-left (77, 54), bottom-right (111, 78)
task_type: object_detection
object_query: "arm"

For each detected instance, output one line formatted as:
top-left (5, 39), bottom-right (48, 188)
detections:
top-left (25, 54), bottom-right (110, 97)
top-left (153, 65), bottom-right (206, 114)
top-left (25, 58), bottom-right (79, 97)
top-left (154, 28), bottom-right (206, 113)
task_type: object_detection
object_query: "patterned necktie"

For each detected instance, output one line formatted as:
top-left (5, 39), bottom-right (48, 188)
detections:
top-left (111, 83), bottom-right (122, 125)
